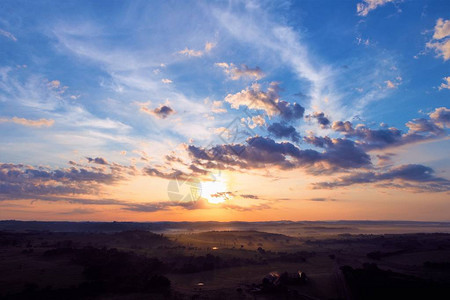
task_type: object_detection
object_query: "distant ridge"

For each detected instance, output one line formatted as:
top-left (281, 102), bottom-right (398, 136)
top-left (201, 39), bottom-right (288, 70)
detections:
top-left (1, 220), bottom-right (450, 233)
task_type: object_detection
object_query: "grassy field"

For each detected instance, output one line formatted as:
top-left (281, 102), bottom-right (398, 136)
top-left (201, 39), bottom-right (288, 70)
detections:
top-left (0, 223), bottom-right (450, 299)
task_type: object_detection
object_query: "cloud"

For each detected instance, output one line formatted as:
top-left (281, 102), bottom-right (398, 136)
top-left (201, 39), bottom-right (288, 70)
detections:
top-left (224, 82), bottom-right (279, 116)
top-left (143, 163), bottom-right (208, 182)
top-left (48, 80), bottom-right (61, 88)
top-left (60, 208), bottom-right (96, 215)
top-left (0, 162), bottom-right (128, 201)
top-left (405, 118), bottom-right (443, 134)
top-left (356, 0), bottom-right (396, 17)
top-left (267, 122), bottom-right (300, 142)
top-left (178, 47), bottom-right (203, 57)
top-left (308, 197), bottom-right (336, 202)
top-left (215, 62), bottom-right (264, 80)
top-left (211, 100), bottom-right (227, 113)
top-left (385, 77), bottom-right (402, 89)
top-left (332, 121), bottom-right (354, 133)
top-left (122, 197), bottom-right (270, 213)
top-left (427, 40), bottom-right (450, 61)
top-left (0, 117), bottom-right (54, 127)
top-left (305, 112), bottom-right (330, 128)
top-left (429, 107), bottom-right (450, 127)
top-left (225, 82), bottom-right (304, 120)
top-left (86, 157), bottom-right (109, 165)
top-left (122, 199), bottom-right (205, 212)
top-left (376, 153), bottom-right (395, 165)
top-left (213, 6), bottom-right (348, 121)
top-left (161, 78), bottom-right (172, 84)
top-left (439, 77), bottom-right (450, 90)
top-left (331, 107), bottom-right (449, 150)
top-left (187, 136), bottom-right (371, 173)
top-left (204, 42), bottom-right (216, 52)
top-left (220, 202), bottom-right (270, 212)
top-left (242, 115), bottom-right (266, 129)
top-left (432, 18), bottom-right (450, 40)
top-left (0, 29), bottom-right (17, 41)
top-left (427, 18), bottom-right (450, 61)
top-left (143, 167), bottom-right (187, 180)
top-left (313, 164), bottom-right (450, 193)
top-left (240, 194), bottom-right (259, 199)
top-left (178, 41), bottom-right (215, 57)
top-left (277, 101), bottom-right (305, 121)
top-left (141, 104), bottom-right (175, 119)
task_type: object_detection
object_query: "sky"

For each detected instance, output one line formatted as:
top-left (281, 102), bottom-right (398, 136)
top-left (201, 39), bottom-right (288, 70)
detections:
top-left (0, 0), bottom-right (449, 222)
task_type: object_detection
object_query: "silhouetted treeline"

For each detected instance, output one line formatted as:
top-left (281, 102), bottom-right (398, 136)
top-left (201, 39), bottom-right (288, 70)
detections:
top-left (341, 263), bottom-right (450, 300)
top-left (423, 261), bottom-right (450, 270)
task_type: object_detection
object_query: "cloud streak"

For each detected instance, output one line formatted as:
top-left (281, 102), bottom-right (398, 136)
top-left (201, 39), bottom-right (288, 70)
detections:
top-left (313, 164), bottom-right (450, 193)
top-left (0, 29), bottom-right (17, 41)
top-left (0, 117), bottom-right (54, 127)
top-left (215, 62), bottom-right (264, 80)
top-left (356, 0), bottom-right (396, 17)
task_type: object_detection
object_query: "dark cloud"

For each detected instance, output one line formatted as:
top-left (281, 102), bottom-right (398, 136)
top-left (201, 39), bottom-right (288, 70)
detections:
top-left (187, 136), bottom-right (371, 173)
top-left (141, 105), bottom-right (175, 119)
top-left (405, 118), bottom-right (444, 134)
top-left (313, 164), bottom-right (450, 192)
top-left (308, 197), bottom-right (336, 202)
top-left (188, 164), bottom-right (209, 175)
top-left (143, 167), bottom-right (189, 180)
top-left (302, 136), bottom-right (372, 170)
top-left (210, 191), bottom-right (234, 200)
top-left (277, 101), bottom-right (305, 121)
top-left (165, 155), bottom-right (183, 163)
top-left (429, 107), bottom-right (450, 127)
top-left (122, 197), bottom-right (270, 213)
top-left (306, 112), bottom-right (330, 128)
top-left (240, 194), bottom-right (259, 199)
top-left (303, 135), bottom-right (333, 148)
top-left (331, 107), bottom-right (449, 150)
top-left (376, 153), bottom-right (395, 165)
top-left (0, 162), bottom-right (127, 201)
top-left (86, 157), bottom-right (109, 165)
top-left (267, 122), bottom-right (300, 142)
top-left (321, 138), bottom-right (371, 169)
top-left (122, 198), bottom-right (207, 212)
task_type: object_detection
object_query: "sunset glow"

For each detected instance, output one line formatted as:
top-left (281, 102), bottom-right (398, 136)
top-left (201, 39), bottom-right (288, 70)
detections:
top-left (201, 175), bottom-right (230, 204)
top-left (0, 0), bottom-right (449, 222)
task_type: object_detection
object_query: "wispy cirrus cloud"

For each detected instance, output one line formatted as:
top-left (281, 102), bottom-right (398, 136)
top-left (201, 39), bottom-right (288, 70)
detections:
top-left (215, 62), bottom-right (264, 80)
top-left (0, 29), bottom-right (17, 41)
top-left (0, 117), bottom-right (54, 127)
top-left (356, 0), bottom-right (397, 17)
top-left (178, 41), bottom-right (216, 57)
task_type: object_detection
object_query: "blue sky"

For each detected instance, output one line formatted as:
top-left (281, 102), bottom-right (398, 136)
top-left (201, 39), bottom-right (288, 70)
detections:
top-left (0, 0), bottom-right (449, 221)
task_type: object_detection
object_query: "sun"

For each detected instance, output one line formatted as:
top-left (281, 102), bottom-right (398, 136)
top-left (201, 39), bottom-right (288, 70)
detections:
top-left (201, 175), bottom-right (231, 204)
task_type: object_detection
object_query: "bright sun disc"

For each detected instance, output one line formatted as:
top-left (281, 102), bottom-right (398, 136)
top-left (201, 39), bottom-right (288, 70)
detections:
top-left (201, 177), bottom-right (230, 204)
